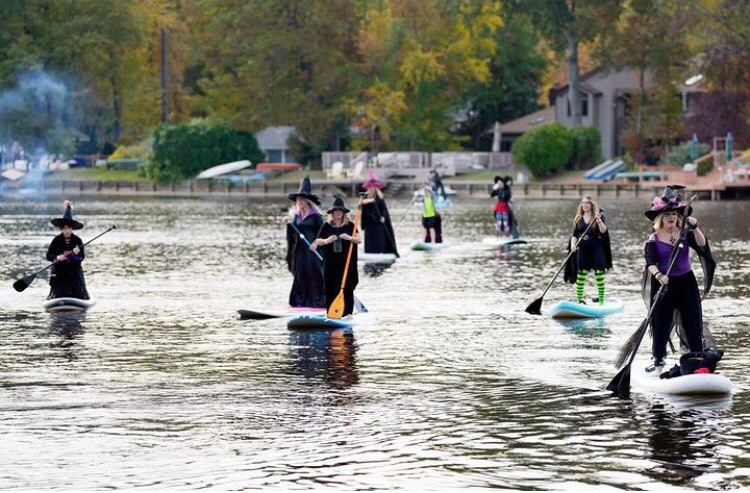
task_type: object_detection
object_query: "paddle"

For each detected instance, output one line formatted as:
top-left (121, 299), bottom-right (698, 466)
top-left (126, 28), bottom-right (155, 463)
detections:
top-left (525, 214), bottom-right (600, 315)
top-left (13, 225), bottom-right (117, 293)
top-left (288, 219), bottom-right (368, 314)
top-left (393, 193), bottom-right (418, 232)
top-left (607, 195), bottom-right (697, 398)
top-left (327, 208), bottom-right (362, 319)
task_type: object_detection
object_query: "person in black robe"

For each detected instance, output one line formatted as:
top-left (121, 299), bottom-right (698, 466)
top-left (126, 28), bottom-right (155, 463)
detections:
top-left (285, 176), bottom-right (326, 308)
top-left (360, 185), bottom-right (399, 256)
top-left (311, 196), bottom-right (362, 316)
top-left (46, 201), bottom-right (90, 300)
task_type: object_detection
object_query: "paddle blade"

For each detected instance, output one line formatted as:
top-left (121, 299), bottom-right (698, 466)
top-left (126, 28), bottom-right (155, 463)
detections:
top-left (614, 317), bottom-right (650, 369)
top-left (327, 291), bottom-right (346, 319)
top-left (607, 364), bottom-right (631, 399)
top-left (525, 297), bottom-right (543, 315)
top-left (12, 275), bottom-right (34, 292)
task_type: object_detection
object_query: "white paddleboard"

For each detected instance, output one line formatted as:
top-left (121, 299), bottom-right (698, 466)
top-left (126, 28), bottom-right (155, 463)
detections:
top-left (631, 360), bottom-right (734, 396)
top-left (481, 236), bottom-right (528, 247)
top-left (44, 297), bottom-right (96, 313)
top-left (358, 252), bottom-right (398, 263)
top-left (410, 241), bottom-right (446, 251)
top-left (238, 306), bottom-right (323, 320)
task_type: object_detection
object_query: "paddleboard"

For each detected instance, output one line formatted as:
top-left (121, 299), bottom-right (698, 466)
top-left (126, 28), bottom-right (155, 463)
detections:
top-left (481, 236), bottom-right (528, 247)
top-left (631, 360), bottom-right (733, 396)
top-left (410, 241), bottom-right (446, 251)
top-left (550, 299), bottom-right (624, 319)
top-left (44, 297), bottom-right (96, 313)
top-left (358, 252), bottom-right (398, 263)
top-left (287, 314), bottom-right (356, 330)
top-left (238, 306), bottom-right (323, 320)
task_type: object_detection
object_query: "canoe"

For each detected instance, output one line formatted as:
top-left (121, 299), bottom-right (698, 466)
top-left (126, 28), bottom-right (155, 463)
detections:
top-left (481, 237), bottom-right (528, 247)
top-left (631, 360), bottom-right (733, 396)
top-left (44, 297), bottom-right (96, 313)
top-left (287, 314), bottom-right (356, 330)
top-left (358, 252), bottom-right (398, 263)
top-left (238, 306), bottom-right (323, 320)
top-left (550, 299), bottom-right (624, 319)
top-left (410, 241), bottom-right (446, 251)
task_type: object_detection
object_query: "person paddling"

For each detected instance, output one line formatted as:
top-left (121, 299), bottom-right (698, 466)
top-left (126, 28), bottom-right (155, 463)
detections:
top-left (361, 182), bottom-right (398, 256)
top-left (643, 186), bottom-right (715, 375)
top-left (311, 196), bottom-right (362, 316)
top-left (46, 201), bottom-right (90, 300)
top-left (284, 176), bottom-right (325, 308)
top-left (564, 196), bottom-right (612, 305)
top-left (490, 175), bottom-right (517, 238)
top-left (418, 186), bottom-right (442, 244)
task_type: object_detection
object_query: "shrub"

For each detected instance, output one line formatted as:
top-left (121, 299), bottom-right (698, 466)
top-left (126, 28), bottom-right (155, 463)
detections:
top-left (697, 155), bottom-right (714, 176)
top-left (569, 126), bottom-right (601, 170)
top-left (145, 119), bottom-right (264, 182)
top-left (666, 141), bottom-right (710, 166)
top-left (512, 124), bottom-right (573, 177)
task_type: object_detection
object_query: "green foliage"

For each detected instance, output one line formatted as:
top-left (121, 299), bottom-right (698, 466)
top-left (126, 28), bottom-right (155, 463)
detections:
top-left (697, 156), bottom-right (714, 177)
top-left (512, 124), bottom-right (573, 177)
top-left (665, 141), bottom-right (710, 166)
top-left (569, 126), bottom-right (601, 169)
top-left (146, 120), bottom-right (264, 182)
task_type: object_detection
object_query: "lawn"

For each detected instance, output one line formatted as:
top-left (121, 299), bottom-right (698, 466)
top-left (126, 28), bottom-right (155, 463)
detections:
top-left (44, 167), bottom-right (147, 182)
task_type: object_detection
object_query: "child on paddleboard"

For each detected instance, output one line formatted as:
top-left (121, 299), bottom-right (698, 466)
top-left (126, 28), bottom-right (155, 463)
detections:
top-left (419, 186), bottom-right (442, 244)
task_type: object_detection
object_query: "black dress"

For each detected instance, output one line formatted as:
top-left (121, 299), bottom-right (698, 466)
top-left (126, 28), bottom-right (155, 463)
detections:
top-left (286, 213), bottom-right (326, 308)
top-left (317, 221), bottom-right (359, 316)
top-left (46, 233), bottom-right (89, 299)
top-left (564, 214), bottom-right (612, 283)
top-left (361, 197), bottom-right (398, 255)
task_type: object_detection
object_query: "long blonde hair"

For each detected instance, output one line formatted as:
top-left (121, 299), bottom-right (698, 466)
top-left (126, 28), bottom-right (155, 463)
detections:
top-left (653, 211), bottom-right (683, 231)
top-left (573, 196), bottom-right (600, 226)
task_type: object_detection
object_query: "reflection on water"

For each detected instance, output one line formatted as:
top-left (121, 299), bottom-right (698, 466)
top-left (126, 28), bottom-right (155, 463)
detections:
top-left (0, 196), bottom-right (748, 489)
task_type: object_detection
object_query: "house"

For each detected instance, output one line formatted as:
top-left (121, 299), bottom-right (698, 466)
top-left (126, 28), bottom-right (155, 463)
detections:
top-left (501, 67), bottom-right (703, 160)
top-left (255, 126), bottom-right (295, 163)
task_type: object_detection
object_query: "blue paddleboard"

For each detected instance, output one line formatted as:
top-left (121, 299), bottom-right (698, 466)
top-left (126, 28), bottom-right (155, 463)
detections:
top-left (287, 314), bottom-right (354, 330)
top-left (550, 300), bottom-right (624, 319)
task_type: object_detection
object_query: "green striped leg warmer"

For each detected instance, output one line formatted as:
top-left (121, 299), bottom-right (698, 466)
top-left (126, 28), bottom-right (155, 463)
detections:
top-left (576, 270), bottom-right (588, 303)
top-left (594, 269), bottom-right (605, 304)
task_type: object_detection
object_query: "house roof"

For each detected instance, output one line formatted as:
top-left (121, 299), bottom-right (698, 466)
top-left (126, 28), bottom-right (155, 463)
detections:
top-left (549, 68), bottom-right (604, 103)
top-left (499, 106), bottom-right (555, 135)
top-left (255, 126), bottom-right (295, 151)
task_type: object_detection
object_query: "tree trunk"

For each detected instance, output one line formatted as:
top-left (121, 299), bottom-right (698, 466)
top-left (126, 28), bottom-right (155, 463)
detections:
top-left (566, 30), bottom-right (582, 126)
top-left (111, 78), bottom-right (122, 142)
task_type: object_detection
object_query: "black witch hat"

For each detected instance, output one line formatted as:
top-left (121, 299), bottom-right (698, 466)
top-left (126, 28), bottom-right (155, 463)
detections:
top-left (50, 201), bottom-right (84, 230)
top-left (327, 195), bottom-right (350, 214)
top-left (288, 175), bottom-right (321, 206)
top-left (645, 185), bottom-right (688, 220)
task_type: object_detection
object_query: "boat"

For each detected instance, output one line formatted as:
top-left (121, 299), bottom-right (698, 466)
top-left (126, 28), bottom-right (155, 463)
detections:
top-left (410, 241), bottom-right (446, 251)
top-left (631, 360), bottom-right (733, 396)
top-left (550, 299), bottom-right (624, 319)
top-left (481, 236), bottom-right (528, 247)
top-left (44, 297), bottom-right (96, 313)
top-left (238, 306), bottom-right (323, 320)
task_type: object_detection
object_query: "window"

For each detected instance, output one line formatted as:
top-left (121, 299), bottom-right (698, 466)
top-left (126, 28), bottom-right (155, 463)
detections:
top-left (566, 92), bottom-right (589, 117)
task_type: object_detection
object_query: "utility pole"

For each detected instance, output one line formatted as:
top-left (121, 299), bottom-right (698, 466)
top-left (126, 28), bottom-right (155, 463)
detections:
top-left (161, 27), bottom-right (169, 124)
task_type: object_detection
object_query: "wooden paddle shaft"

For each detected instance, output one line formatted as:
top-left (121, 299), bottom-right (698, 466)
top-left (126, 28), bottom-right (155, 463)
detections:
top-left (338, 209), bottom-right (361, 290)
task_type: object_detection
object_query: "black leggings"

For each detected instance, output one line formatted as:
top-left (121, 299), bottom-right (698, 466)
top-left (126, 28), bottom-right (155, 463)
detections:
top-left (650, 270), bottom-right (703, 360)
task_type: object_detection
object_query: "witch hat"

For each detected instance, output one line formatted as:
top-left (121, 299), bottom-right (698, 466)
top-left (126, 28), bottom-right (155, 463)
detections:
top-left (288, 175), bottom-right (321, 206)
top-left (645, 185), bottom-right (688, 220)
top-left (50, 200), bottom-right (84, 230)
top-left (327, 195), bottom-right (351, 214)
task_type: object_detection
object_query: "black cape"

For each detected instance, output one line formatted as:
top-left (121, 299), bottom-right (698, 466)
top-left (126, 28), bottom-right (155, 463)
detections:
top-left (490, 187), bottom-right (521, 238)
top-left (286, 213), bottom-right (326, 308)
top-left (317, 221), bottom-right (359, 304)
top-left (564, 214), bottom-right (613, 283)
top-left (361, 197), bottom-right (399, 255)
top-left (642, 230), bottom-right (717, 350)
top-left (46, 233), bottom-right (89, 299)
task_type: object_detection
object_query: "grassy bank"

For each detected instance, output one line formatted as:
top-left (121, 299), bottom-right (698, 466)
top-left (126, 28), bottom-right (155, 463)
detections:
top-left (44, 168), bottom-right (147, 182)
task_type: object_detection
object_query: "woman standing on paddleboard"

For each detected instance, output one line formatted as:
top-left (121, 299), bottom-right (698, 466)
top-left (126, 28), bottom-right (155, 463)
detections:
top-left (643, 186), bottom-right (715, 374)
top-left (46, 201), bottom-right (90, 300)
top-left (361, 179), bottom-right (398, 256)
top-left (564, 196), bottom-right (611, 304)
top-left (490, 175), bottom-right (517, 238)
top-left (284, 176), bottom-right (325, 308)
top-left (311, 196), bottom-right (362, 316)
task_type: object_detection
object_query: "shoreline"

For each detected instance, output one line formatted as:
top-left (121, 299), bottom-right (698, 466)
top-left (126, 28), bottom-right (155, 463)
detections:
top-left (2, 178), bottom-right (747, 200)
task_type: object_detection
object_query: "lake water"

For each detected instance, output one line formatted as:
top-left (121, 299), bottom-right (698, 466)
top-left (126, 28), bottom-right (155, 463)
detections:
top-left (0, 195), bottom-right (748, 489)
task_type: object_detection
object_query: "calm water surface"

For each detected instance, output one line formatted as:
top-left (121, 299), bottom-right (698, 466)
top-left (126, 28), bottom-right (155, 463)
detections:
top-left (0, 195), bottom-right (749, 490)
